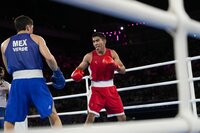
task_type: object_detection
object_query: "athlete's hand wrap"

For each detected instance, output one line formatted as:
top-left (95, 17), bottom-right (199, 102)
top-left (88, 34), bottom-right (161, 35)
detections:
top-left (51, 68), bottom-right (66, 89)
top-left (71, 69), bottom-right (84, 82)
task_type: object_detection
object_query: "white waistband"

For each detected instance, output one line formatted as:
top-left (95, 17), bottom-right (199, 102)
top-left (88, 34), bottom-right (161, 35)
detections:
top-left (91, 79), bottom-right (114, 87)
top-left (13, 70), bottom-right (43, 79)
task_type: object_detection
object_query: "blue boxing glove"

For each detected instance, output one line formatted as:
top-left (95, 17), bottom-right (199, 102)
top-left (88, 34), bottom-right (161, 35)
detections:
top-left (51, 68), bottom-right (66, 89)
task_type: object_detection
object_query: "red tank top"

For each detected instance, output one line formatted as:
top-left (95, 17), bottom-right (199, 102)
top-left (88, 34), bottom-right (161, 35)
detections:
top-left (89, 49), bottom-right (114, 81)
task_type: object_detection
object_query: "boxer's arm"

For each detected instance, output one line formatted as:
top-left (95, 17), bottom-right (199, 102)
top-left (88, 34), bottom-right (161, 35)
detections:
top-left (76, 53), bottom-right (91, 70)
top-left (31, 34), bottom-right (58, 71)
top-left (71, 53), bottom-right (91, 82)
top-left (32, 34), bottom-right (65, 89)
top-left (111, 50), bottom-right (126, 74)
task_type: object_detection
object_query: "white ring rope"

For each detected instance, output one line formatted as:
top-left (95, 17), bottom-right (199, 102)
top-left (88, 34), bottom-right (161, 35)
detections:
top-left (53, 93), bottom-right (87, 100)
top-left (27, 54), bottom-right (200, 119)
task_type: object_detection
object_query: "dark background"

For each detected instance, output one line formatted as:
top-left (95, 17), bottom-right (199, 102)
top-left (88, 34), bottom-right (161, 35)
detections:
top-left (0, 0), bottom-right (199, 53)
top-left (0, 0), bottom-right (199, 50)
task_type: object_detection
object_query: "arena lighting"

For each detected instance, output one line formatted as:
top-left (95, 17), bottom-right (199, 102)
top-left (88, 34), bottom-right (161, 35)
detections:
top-left (91, 21), bottom-right (148, 45)
top-left (116, 35), bottom-right (119, 41)
top-left (94, 22), bottom-right (145, 32)
top-left (93, 29), bottom-right (123, 42)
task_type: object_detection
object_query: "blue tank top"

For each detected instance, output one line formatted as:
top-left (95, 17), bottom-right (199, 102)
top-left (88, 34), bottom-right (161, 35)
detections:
top-left (5, 33), bottom-right (43, 74)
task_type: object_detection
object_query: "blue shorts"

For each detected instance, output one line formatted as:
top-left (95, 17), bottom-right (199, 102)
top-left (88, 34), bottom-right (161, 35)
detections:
top-left (5, 78), bottom-right (53, 123)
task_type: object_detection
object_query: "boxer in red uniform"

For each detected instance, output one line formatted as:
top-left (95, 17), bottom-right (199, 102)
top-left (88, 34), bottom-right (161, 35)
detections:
top-left (71, 32), bottom-right (126, 124)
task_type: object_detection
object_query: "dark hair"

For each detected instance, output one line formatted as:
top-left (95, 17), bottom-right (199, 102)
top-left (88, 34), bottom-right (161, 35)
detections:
top-left (92, 32), bottom-right (106, 40)
top-left (14, 15), bottom-right (33, 32)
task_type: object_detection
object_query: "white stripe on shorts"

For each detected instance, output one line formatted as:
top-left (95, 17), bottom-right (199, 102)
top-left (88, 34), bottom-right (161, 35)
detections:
top-left (91, 79), bottom-right (114, 87)
top-left (13, 69), bottom-right (43, 79)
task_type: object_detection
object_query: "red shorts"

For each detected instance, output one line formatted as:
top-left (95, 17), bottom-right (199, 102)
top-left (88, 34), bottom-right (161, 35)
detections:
top-left (88, 86), bottom-right (125, 117)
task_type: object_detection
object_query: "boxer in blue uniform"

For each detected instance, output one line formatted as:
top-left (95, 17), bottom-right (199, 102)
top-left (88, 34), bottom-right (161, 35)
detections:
top-left (1, 15), bottom-right (65, 131)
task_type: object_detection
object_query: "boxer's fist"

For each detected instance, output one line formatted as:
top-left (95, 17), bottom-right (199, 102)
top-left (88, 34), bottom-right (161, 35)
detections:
top-left (102, 56), bottom-right (120, 70)
top-left (71, 69), bottom-right (84, 82)
top-left (51, 68), bottom-right (66, 89)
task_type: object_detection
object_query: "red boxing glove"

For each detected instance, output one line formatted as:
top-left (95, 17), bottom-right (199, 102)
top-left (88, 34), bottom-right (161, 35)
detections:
top-left (71, 69), bottom-right (84, 82)
top-left (102, 56), bottom-right (120, 70)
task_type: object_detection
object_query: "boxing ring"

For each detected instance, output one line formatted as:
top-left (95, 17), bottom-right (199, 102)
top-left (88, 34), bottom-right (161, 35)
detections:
top-left (15, 0), bottom-right (200, 132)
top-left (27, 55), bottom-right (200, 118)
